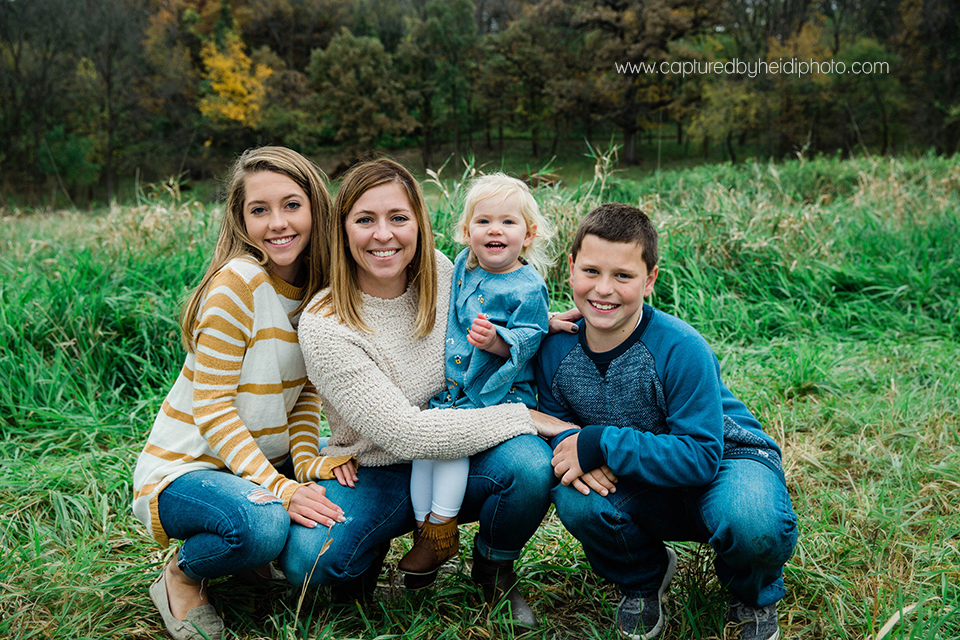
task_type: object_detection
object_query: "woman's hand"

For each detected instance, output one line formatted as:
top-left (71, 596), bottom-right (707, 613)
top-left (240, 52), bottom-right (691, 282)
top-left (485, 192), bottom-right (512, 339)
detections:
top-left (529, 409), bottom-right (579, 437)
top-left (548, 308), bottom-right (582, 334)
top-left (288, 483), bottom-right (345, 528)
top-left (332, 459), bottom-right (358, 488)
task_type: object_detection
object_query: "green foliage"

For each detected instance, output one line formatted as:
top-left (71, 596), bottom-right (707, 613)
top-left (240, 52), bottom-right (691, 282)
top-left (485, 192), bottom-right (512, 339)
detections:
top-left (1, 156), bottom-right (959, 639)
top-left (307, 28), bottom-right (414, 153)
top-left (38, 126), bottom-right (101, 193)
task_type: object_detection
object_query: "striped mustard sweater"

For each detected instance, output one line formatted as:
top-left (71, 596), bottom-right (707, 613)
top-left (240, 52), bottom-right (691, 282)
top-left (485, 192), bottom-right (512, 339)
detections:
top-left (132, 257), bottom-right (346, 546)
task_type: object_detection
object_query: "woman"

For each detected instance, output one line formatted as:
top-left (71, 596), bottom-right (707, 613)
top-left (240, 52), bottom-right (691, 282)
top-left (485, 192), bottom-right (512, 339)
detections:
top-left (284, 159), bottom-right (572, 628)
top-left (132, 147), bottom-right (348, 640)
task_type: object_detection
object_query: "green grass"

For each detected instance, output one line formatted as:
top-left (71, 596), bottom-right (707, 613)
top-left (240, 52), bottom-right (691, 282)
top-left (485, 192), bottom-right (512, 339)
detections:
top-left (1, 154), bottom-right (959, 639)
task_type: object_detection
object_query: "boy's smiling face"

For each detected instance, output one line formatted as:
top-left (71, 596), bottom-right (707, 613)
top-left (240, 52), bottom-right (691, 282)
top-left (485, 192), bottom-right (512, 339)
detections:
top-left (569, 234), bottom-right (658, 352)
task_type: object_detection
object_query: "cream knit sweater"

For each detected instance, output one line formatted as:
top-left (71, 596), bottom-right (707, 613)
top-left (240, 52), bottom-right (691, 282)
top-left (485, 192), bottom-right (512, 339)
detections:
top-left (133, 257), bottom-right (346, 546)
top-left (298, 251), bottom-right (537, 467)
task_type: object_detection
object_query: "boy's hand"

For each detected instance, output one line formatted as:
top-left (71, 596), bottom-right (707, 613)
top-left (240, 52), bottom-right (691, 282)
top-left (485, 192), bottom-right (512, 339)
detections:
top-left (551, 433), bottom-right (584, 487)
top-left (332, 459), bottom-right (358, 488)
top-left (573, 465), bottom-right (618, 496)
top-left (530, 409), bottom-right (579, 437)
top-left (467, 313), bottom-right (510, 358)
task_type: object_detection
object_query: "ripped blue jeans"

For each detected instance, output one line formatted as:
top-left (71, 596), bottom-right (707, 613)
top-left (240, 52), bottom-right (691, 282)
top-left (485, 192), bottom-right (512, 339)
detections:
top-left (157, 468), bottom-right (291, 582)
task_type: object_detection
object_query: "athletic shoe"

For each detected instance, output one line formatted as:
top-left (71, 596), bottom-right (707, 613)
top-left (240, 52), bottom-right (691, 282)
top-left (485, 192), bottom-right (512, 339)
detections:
top-left (728, 600), bottom-right (780, 640)
top-left (617, 547), bottom-right (677, 639)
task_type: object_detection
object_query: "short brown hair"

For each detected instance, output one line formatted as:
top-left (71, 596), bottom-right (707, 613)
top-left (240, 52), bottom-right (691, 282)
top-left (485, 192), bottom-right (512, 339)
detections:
top-left (312, 158), bottom-right (437, 338)
top-left (570, 203), bottom-right (658, 270)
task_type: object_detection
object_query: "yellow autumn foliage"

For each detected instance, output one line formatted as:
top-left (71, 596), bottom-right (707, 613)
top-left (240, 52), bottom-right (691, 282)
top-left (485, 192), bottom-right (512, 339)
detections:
top-left (198, 32), bottom-right (272, 126)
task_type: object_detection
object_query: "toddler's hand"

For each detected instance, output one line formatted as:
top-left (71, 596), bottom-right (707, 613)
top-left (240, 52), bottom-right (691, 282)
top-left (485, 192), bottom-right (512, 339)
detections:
top-left (467, 313), bottom-right (510, 357)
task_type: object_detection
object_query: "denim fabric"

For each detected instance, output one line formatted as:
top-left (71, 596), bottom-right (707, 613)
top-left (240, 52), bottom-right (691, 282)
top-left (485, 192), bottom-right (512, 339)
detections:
top-left (552, 458), bottom-right (797, 607)
top-left (158, 468), bottom-right (291, 582)
top-left (280, 434), bottom-right (555, 586)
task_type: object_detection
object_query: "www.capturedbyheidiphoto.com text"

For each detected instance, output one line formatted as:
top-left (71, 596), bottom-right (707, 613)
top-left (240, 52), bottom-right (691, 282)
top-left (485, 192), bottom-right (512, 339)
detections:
top-left (616, 58), bottom-right (891, 77)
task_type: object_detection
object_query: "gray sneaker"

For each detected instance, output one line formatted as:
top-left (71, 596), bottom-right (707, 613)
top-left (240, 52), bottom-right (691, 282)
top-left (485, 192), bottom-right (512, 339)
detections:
top-left (728, 600), bottom-right (780, 640)
top-left (617, 547), bottom-right (678, 640)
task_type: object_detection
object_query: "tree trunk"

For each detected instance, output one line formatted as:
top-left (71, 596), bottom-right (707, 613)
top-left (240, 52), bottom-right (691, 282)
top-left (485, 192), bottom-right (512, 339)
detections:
top-left (452, 81), bottom-right (460, 164)
top-left (623, 126), bottom-right (638, 164)
top-left (725, 130), bottom-right (737, 163)
top-left (485, 107), bottom-right (492, 149)
top-left (421, 96), bottom-right (434, 170)
top-left (550, 116), bottom-right (560, 155)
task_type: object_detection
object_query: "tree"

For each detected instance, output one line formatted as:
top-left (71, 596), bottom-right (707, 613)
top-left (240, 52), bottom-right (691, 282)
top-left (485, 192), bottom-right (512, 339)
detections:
top-left (398, 0), bottom-right (477, 168)
top-left (198, 31), bottom-right (273, 128)
top-left (0, 0), bottom-right (82, 188)
top-left (397, 19), bottom-right (442, 169)
top-left (242, 0), bottom-right (349, 69)
top-left (78, 0), bottom-right (150, 201)
top-left (307, 28), bottom-right (414, 155)
top-left (423, 0), bottom-right (477, 163)
top-left (563, 0), bottom-right (722, 164)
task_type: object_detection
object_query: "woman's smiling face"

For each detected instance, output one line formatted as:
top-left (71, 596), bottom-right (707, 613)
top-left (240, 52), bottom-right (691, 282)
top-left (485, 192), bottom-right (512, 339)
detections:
top-left (345, 181), bottom-right (420, 299)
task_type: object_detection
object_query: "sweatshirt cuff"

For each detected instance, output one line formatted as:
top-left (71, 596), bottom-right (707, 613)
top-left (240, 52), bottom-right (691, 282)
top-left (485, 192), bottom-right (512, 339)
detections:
top-left (576, 425), bottom-right (606, 472)
top-left (549, 428), bottom-right (580, 450)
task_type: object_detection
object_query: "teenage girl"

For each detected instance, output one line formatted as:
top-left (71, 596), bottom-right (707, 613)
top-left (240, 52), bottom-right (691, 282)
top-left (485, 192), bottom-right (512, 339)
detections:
top-left (397, 173), bottom-right (553, 582)
top-left (132, 147), bottom-right (353, 640)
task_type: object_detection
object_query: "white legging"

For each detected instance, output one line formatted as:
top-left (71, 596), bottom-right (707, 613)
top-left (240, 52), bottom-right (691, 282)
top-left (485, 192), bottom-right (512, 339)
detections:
top-left (409, 456), bottom-right (470, 522)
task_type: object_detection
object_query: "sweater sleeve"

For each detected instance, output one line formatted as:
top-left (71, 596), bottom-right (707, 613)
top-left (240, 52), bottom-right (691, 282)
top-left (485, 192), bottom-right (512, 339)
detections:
top-left (299, 314), bottom-right (537, 461)
top-left (191, 268), bottom-right (302, 506)
top-left (288, 379), bottom-right (357, 480)
top-left (466, 274), bottom-right (549, 407)
top-left (594, 327), bottom-right (724, 487)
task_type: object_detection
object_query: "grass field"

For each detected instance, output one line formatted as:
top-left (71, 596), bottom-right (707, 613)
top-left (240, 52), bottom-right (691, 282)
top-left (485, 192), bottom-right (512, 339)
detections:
top-left (1, 153), bottom-right (958, 639)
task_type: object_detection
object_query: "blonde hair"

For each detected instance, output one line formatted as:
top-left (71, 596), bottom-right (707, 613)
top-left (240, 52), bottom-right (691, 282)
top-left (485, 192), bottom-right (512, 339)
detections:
top-left (311, 158), bottom-right (437, 339)
top-left (179, 146), bottom-right (332, 352)
top-left (456, 173), bottom-right (554, 275)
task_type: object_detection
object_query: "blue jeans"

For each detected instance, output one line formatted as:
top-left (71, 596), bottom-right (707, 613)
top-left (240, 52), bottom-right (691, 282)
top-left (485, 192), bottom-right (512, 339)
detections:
top-left (279, 434), bottom-right (554, 587)
top-left (158, 468), bottom-right (291, 582)
top-left (552, 458), bottom-right (797, 608)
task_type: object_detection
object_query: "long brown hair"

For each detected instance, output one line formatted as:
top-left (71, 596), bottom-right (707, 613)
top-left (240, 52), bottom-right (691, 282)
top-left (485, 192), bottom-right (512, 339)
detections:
top-left (311, 158), bottom-right (437, 339)
top-left (180, 146), bottom-right (332, 352)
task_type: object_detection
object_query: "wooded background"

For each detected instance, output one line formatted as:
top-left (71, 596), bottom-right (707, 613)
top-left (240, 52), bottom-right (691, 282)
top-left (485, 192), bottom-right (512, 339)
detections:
top-left (1, 0), bottom-right (957, 203)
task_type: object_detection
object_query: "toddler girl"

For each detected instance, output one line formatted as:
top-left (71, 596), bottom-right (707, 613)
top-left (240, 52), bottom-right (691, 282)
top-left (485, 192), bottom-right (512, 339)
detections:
top-left (397, 174), bottom-right (553, 583)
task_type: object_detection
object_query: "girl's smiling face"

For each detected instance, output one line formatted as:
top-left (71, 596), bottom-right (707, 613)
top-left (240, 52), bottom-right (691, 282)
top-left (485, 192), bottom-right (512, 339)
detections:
top-left (465, 194), bottom-right (536, 274)
top-left (242, 171), bottom-right (312, 284)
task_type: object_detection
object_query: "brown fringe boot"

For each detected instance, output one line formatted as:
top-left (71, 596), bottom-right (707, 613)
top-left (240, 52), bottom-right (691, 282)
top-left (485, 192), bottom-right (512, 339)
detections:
top-left (397, 517), bottom-right (460, 578)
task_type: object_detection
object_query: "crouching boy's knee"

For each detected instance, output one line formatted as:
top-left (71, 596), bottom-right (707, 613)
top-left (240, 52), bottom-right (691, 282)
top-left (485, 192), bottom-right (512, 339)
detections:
top-left (551, 483), bottom-right (610, 539)
top-left (716, 502), bottom-right (798, 570)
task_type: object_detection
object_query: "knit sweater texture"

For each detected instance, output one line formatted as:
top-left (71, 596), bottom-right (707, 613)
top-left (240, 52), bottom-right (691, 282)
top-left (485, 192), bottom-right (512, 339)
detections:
top-left (298, 250), bottom-right (537, 467)
top-left (132, 257), bottom-right (344, 546)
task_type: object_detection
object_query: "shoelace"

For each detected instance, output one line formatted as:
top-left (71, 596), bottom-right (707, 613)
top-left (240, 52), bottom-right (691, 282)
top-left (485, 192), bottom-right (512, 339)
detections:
top-left (731, 601), bottom-right (776, 624)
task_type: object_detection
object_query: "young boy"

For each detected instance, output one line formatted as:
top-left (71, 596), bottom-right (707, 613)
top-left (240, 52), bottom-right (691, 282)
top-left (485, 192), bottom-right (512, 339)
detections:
top-left (535, 203), bottom-right (797, 640)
